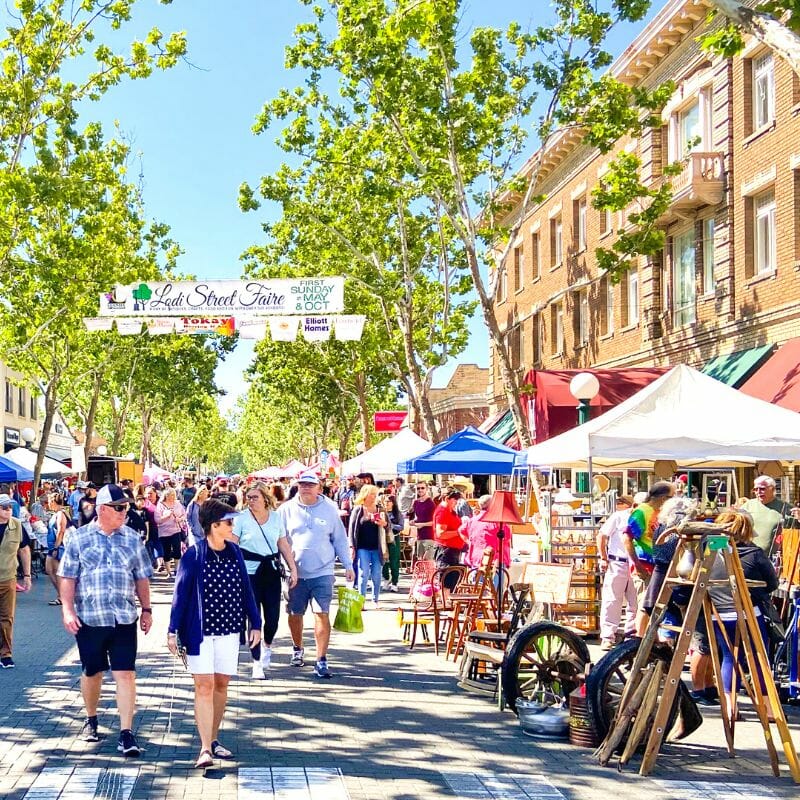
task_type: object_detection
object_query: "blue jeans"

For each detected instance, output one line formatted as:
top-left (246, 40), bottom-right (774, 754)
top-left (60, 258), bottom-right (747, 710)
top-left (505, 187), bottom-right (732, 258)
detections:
top-left (357, 549), bottom-right (382, 602)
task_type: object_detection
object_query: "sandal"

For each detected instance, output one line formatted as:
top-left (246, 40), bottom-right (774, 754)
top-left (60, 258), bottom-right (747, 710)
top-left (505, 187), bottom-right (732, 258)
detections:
top-left (211, 740), bottom-right (233, 759)
top-left (194, 750), bottom-right (213, 769)
top-left (48, 598), bottom-right (62, 606)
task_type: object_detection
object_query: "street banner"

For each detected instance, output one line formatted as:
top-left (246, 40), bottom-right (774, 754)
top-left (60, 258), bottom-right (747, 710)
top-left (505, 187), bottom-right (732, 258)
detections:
top-left (83, 317), bottom-right (114, 332)
top-left (146, 318), bottom-right (176, 335)
top-left (238, 318), bottom-right (268, 340)
top-left (301, 316), bottom-right (332, 342)
top-left (373, 411), bottom-right (408, 432)
top-left (269, 316), bottom-right (299, 341)
top-left (99, 278), bottom-right (345, 316)
top-left (334, 315), bottom-right (366, 341)
top-left (115, 318), bottom-right (143, 335)
top-left (180, 317), bottom-right (236, 335)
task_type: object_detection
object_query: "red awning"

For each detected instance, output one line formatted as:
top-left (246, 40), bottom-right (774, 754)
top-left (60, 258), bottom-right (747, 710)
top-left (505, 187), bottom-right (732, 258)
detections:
top-left (522, 367), bottom-right (669, 443)
top-left (739, 338), bottom-right (800, 412)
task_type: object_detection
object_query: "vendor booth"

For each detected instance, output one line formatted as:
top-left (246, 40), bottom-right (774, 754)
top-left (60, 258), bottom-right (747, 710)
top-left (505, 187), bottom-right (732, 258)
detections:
top-left (341, 428), bottom-right (431, 480)
top-left (519, 364), bottom-right (800, 637)
top-left (4, 446), bottom-right (72, 478)
top-left (0, 455), bottom-right (34, 482)
top-left (398, 426), bottom-right (518, 476)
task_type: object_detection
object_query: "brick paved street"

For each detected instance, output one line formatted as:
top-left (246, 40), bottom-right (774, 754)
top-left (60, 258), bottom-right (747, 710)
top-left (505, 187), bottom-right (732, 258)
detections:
top-left (1, 573), bottom-right (798, 799)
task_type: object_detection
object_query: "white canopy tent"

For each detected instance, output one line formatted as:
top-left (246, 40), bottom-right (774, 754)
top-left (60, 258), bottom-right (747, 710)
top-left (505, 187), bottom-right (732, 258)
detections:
top-left (340, 428), bottom-right (432, 480)
top-left (4, 446), bottom-right (74, 477)
top-left (522, 364), bottom-right (800, 469)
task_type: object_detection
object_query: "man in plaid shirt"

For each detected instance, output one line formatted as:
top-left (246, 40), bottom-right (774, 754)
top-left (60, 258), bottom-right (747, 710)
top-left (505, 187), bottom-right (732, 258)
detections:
top-left (58, 484), bottom-right (153, 756)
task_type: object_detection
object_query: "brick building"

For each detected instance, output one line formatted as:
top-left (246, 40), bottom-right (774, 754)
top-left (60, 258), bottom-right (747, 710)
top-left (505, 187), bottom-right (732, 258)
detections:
top-left (489, 0), bottom-right (800, 413)
top-left (428, 364), bottom-right (489, 439)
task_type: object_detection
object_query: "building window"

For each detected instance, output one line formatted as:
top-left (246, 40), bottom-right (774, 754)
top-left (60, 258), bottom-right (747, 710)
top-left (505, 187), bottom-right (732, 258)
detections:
top-left (55, 422), bottom-right (64, 434)
top-left (550, 216), bottom-right (562, 268)
top-left (673, 229), bottom-right (697, 327)
top-left (574, 289), bottom-right (589, 347)
top-left (496, 265), bottom-right (507, 303)
top-left (517, 322), bottom-right (525, 366)
top-left (573, 198), bottom-right (587, 251)
top-left (754, 189), bottom-right (776, 274)
top-left (532, 312), bottom-right (543, 366)
top-left (29, 394), bottom-right (37, 420)
top-left (702, 218), bottom-right (716, 295)
top-left (601, 276), bottom-right (614, 336)
top-left (4, 380), bottom-right (11, 414)
top-left (753, 53), bottom-right (775, 130)
top-left (794, 170), bottom-right (800, 266)
top-left (622, 268), bottom-right (639, 327)
top-left (17, 386), bottom-right (25, 417)
top-left (531, 232), bottom-right (540, 280)
top-left (551, 303), bottom-right (564, 355)
top-left (599, 206), bottom-right (611, 237)
top-left (513, 244), bottom-right (524, 292)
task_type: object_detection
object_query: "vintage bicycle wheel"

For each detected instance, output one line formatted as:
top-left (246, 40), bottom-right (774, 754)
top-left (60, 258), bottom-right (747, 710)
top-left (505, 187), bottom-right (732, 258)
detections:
top-left (501, 621), bottom-right (591, 715)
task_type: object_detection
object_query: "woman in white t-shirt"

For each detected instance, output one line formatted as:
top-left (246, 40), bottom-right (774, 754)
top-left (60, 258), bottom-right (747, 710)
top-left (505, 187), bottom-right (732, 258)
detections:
top-left (233, 482), bottom-right (298, 679)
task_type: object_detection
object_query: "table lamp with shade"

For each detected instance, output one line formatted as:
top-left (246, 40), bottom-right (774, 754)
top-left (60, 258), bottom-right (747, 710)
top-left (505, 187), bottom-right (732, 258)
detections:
top-left (481, 490), bottom-right (524, 614)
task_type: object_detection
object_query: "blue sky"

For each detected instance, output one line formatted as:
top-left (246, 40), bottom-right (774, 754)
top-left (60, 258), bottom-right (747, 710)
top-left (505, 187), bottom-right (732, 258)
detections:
top-left (53, 0), bottom-right (657, 415)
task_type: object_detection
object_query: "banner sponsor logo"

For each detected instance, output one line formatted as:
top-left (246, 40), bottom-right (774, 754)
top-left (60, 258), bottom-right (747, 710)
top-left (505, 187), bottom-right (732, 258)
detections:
top-left (98, 278), bottom-right (344, 316)
top-left (269, 316), bottom-right (299, 341)
top-left (180, 317), bottom-right (236, 335)
top-left (334, 315), bottom-right (366, 341)
top-left (302, 316), bottom-right (332, 342)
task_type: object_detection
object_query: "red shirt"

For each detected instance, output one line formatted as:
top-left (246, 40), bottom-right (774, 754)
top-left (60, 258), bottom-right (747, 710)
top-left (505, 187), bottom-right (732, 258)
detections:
top-left (433, 504), bottom-right (464, 549)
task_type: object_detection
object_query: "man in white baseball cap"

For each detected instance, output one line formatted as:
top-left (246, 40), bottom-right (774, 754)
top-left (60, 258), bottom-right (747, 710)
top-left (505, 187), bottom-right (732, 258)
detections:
top-left (278, 470), bottom-right (354, 678)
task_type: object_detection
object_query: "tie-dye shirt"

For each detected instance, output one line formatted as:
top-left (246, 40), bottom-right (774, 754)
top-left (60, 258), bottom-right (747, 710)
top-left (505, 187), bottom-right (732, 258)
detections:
top-left (624, 502), bottom-right (657, 565)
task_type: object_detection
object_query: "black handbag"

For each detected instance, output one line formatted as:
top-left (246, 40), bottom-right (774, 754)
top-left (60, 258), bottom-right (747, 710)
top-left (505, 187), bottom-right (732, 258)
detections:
top-left (247, 510), bottom-right (287, 580)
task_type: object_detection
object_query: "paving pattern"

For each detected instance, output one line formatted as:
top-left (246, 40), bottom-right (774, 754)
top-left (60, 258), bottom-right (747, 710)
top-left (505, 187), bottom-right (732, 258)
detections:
top-left (1, 574), bottom-right (799, 799)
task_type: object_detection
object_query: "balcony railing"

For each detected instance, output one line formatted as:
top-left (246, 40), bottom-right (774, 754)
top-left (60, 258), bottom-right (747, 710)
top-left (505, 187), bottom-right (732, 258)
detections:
top-left (663, 151), bottom-right (724, 217)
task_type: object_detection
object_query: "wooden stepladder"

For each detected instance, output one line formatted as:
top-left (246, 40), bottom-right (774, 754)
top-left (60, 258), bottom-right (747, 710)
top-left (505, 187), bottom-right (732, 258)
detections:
top-left (596, 522), bottom-right (800, 782)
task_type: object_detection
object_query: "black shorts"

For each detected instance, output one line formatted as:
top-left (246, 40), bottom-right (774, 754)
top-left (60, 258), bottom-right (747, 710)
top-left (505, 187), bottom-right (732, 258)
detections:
top-left (160, 533), bottom-right (183, 561)
top-left (76, 621), bottom-right (138, 676)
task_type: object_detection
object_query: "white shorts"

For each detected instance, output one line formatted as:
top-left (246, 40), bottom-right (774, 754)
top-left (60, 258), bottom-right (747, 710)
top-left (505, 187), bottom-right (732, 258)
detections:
top-left (186, 633), bottom-right (240, 675)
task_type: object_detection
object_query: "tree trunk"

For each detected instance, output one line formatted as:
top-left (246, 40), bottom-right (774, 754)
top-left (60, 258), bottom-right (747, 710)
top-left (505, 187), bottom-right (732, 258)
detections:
top-left (354, 371), bottom-right (372, 450)
top-left (712, 0), bottom-right (800, 76)
top-left (83, 368), bottom-right (104, 459)
top-left (397, 310), bottom-right (439, 442)
top-left (338, 411), bottom-right (358, 460)
top-left (33, 383), bottom-right (59, 502)
top-left (465, 243), bottom-right (531, 448)
top-left (140, 403), bottom-right (152, 465)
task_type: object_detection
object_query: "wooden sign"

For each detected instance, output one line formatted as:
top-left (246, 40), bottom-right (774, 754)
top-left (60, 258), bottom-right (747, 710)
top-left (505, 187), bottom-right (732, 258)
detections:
top-left (524, 561), bottom-right (574, 605)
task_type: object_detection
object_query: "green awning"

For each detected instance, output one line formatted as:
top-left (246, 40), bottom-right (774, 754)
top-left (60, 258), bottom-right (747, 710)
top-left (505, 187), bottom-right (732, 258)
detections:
top-left (487, 410), bottom-right (516, 443)
top-left (701, 344), bottom-right (775, 388)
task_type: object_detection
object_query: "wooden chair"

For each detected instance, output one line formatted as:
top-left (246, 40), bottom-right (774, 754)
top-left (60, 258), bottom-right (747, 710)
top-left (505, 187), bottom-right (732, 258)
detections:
top-left (396, 560), bottom-right (438, 649)
top-left (443, 548), bottom-right (496, 660)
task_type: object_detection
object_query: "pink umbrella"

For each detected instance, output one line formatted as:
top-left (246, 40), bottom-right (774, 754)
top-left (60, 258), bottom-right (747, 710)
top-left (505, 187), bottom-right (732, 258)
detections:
top-left (274, 459), bottom-right (307, 478)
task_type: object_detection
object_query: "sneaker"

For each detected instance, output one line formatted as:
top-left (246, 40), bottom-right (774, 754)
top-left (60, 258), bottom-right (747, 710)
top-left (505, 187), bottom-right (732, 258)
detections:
top-left (117, 729), bottom-right (141, 757)
top-left (261, 647), bottom-right (272, 671)
top-left (600, 639), bottom-right (615, 651)
top-left (390, 584), bottom-right (399, 593)
top-left (0, 657), bottom-right (15, 668)
top-left (290, 647), bottom-right (305, 667)
top-left (251, 660), bottom-right (266, 680)
top-left (314, 659), bottom-right (332, 679)
top-left (81, 717), bottom-right (99, 743)
top-left (381, 580), bottom-right (390, 591)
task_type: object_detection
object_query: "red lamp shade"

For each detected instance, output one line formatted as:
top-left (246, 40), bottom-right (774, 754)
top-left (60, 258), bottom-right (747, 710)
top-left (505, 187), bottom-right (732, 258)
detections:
top-left (482, 490), bottom-right (524, 526)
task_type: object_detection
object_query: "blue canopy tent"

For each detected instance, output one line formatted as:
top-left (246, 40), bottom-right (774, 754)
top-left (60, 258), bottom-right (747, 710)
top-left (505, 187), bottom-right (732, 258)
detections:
top-left (0, 455), bottom-right (34, 482)
top-left (397, 426), bottom-right (518, 475)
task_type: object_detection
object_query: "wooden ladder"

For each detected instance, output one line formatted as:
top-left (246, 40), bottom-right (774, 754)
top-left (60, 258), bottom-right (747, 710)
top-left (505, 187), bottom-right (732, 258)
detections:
top-left (596, 523), bottom-right (800, 781)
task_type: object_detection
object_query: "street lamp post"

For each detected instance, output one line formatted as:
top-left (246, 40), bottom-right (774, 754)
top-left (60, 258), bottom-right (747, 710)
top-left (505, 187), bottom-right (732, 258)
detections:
top-left (569, 372), bottom-right (600, 494)
top-left (569, 372), bottom-right (600, 426)
top-left (20, 427), bottom-right (36, 449)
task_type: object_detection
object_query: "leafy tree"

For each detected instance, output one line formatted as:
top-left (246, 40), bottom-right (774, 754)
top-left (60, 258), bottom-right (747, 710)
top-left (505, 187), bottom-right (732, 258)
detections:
top-left (249, 0), bottom-right (678, 448)
top-left (703, 2), bottom-right (800, 76)
top-left (242, 108), bottom-right (474, 443)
